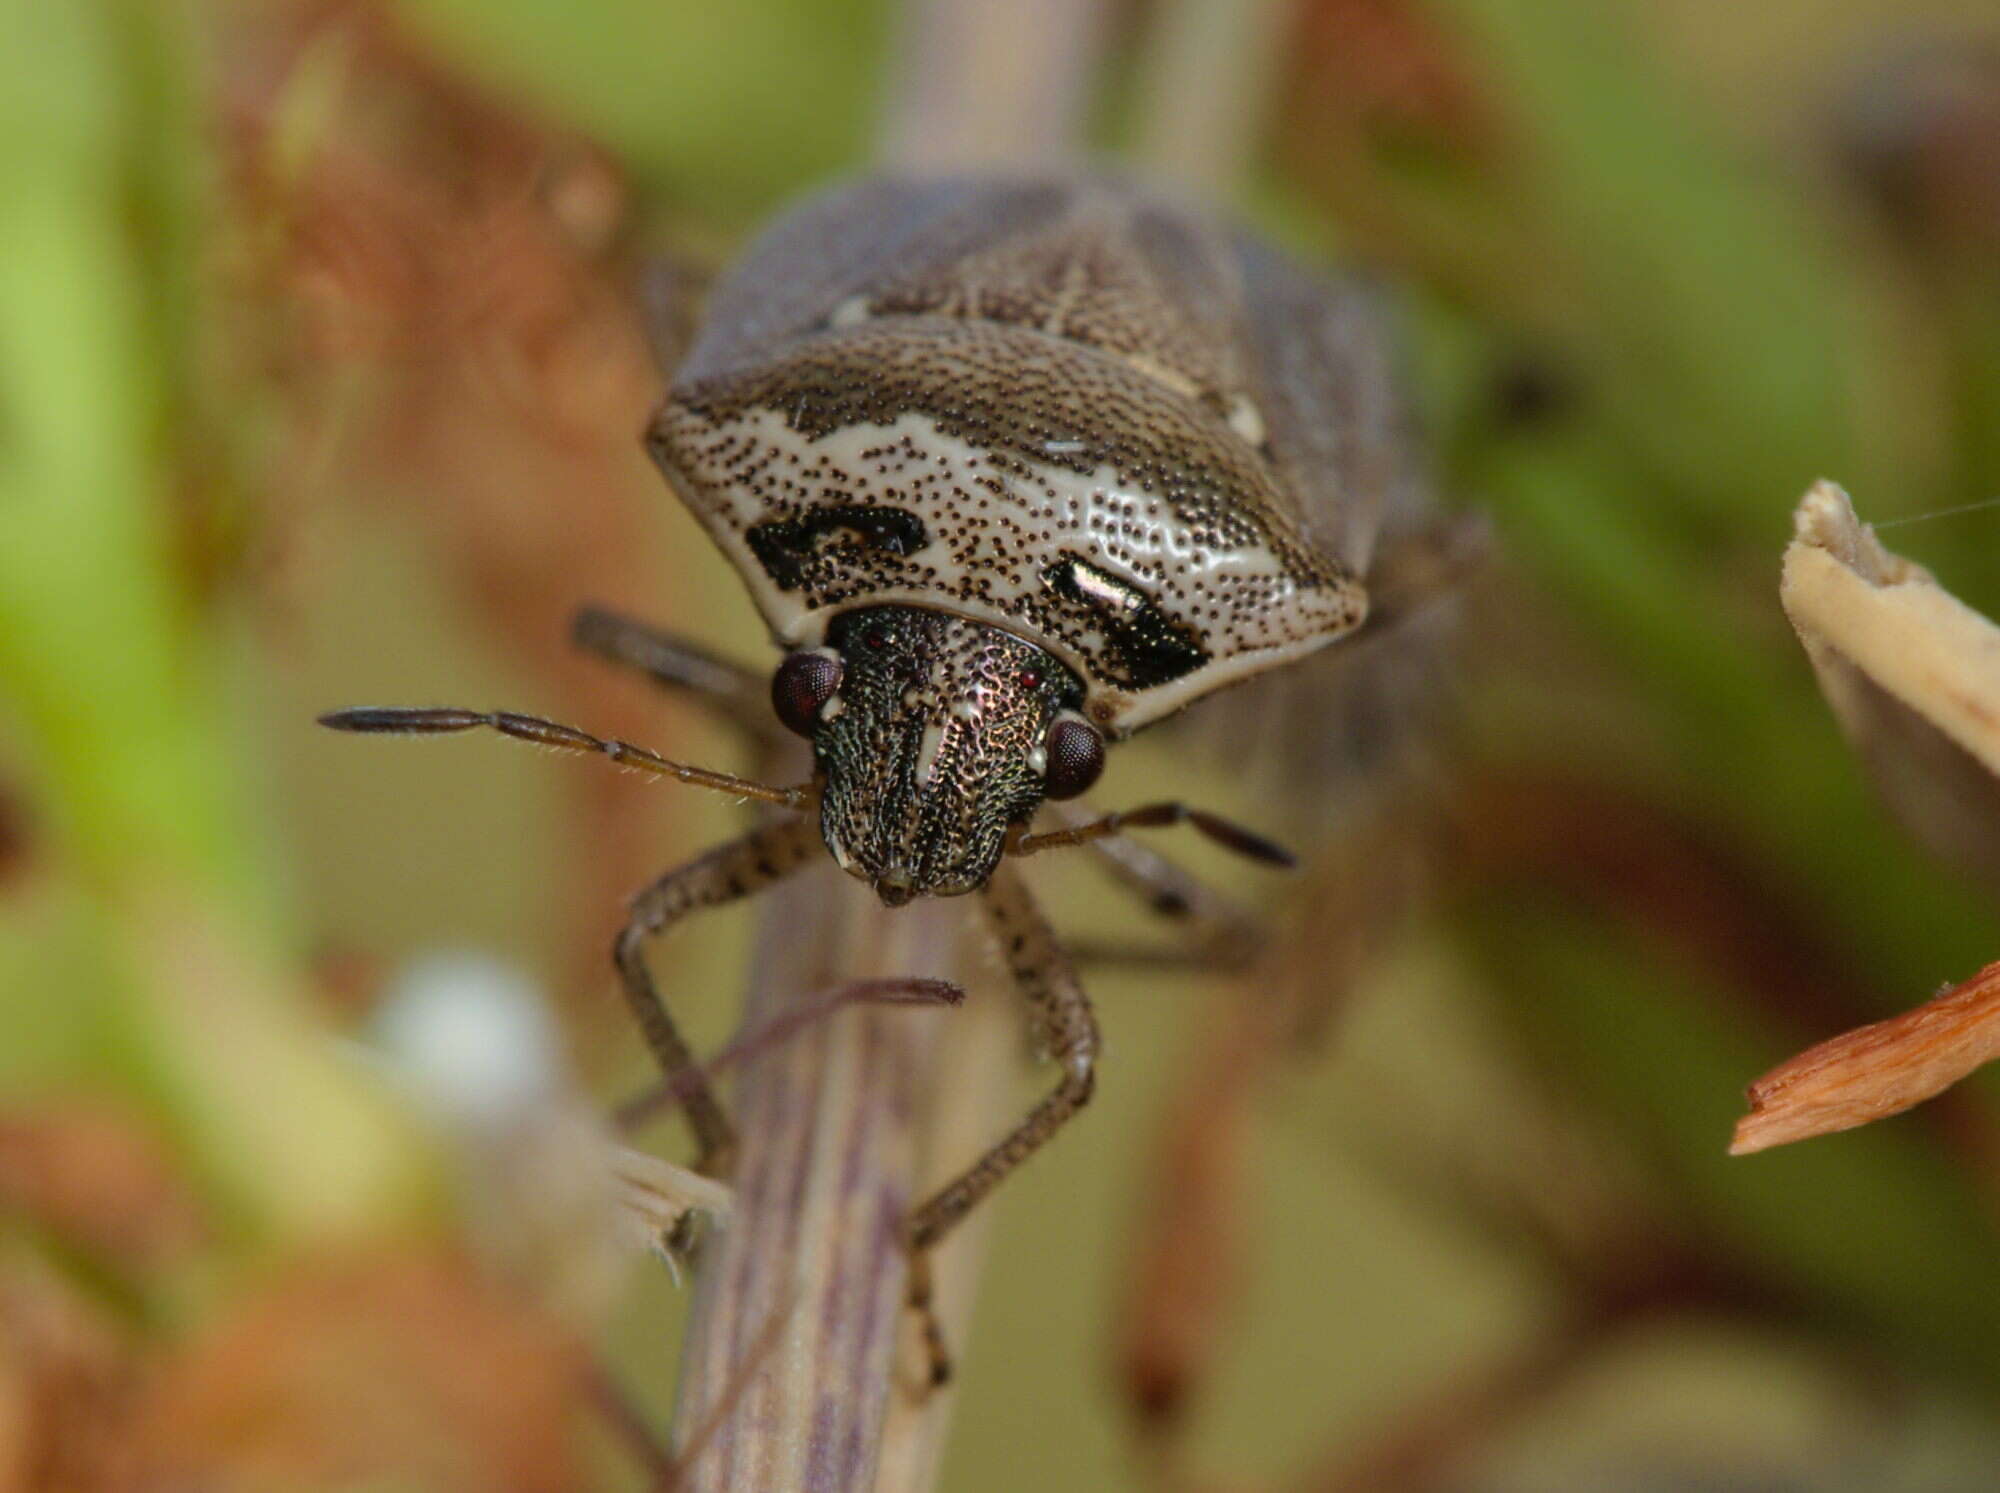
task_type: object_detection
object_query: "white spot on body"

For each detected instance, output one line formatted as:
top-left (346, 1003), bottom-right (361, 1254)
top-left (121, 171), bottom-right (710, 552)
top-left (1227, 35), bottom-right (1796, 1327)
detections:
top-left (1227, 394), bottom-right (1267, 448)
top-left (1122, 353), bottom-right (1203, 400)
top-left (1067, 563), bottom-right (1144, 616)
top-left (828, 295), bottom-right (872, 329)
top-left (914, 722), bottom-right (948, 785)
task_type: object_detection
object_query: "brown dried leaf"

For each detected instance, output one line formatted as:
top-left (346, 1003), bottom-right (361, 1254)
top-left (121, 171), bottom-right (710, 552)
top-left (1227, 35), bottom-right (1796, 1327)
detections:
top-left (0, 1260), bottom-right (137, 1493)
top-left (0, 1102), bottom-right (204, 1267)
top-left (126, 1248), bottom-right (584, 1493)
top-left (1732, 960), bottom-right (2000, 1155)
top-left (1285, 0), bottom-right (1501, 163)
top-left (220, 3), bottom-right (692, 1013)
top-left (0, 781), bottom-right (27, 891)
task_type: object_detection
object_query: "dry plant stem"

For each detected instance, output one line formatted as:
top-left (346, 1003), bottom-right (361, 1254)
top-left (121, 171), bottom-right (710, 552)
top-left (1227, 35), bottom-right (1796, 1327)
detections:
top-left (1113, 808), bottom-right (1423, 1462)
top-left (1732, 959), bottom-right (2000, 1155)
top-left (613, 978), bottom-right (965, 1133)
top-left (1783, 479), bottom-right (2000, 783)
top-left (876, 0), bottom-right (1107, 169)
top-left (666, 4), bottom-right (1111, 1490)
top-left (1129, 0), bottom-right (1295, 195)
top-left (668, 855), bottom-right (1005, 1491)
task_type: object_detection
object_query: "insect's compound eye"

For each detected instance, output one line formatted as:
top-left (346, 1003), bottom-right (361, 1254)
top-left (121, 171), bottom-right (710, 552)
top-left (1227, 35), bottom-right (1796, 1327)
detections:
top-left (771, 650), bottom-right (843, 737)
top-left (1041, 713), bottom-right (1105, 800)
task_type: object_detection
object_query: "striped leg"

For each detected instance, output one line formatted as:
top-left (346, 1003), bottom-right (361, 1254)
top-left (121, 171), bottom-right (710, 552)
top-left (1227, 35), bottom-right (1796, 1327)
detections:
top-left (615, 816), bottom-right (821, 1169)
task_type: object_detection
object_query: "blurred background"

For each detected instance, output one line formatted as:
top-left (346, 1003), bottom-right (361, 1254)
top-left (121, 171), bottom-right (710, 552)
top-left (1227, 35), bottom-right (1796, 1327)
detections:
top-left (6, 0), bottom-right (2000, 1488)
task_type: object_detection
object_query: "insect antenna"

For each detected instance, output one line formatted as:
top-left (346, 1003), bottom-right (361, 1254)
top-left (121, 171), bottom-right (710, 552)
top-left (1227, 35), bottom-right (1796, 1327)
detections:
top-left (1010, 801), bottom-right (1297, 868)
top-left (317, 706), bottom-right (811, 809)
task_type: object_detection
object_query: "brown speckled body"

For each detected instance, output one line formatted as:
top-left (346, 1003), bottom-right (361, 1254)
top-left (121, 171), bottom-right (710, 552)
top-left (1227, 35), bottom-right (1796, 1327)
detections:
top-left (647, 174), bottom-right (1392, 735)
top-left (321, 174), bottom-right (1425, 1370)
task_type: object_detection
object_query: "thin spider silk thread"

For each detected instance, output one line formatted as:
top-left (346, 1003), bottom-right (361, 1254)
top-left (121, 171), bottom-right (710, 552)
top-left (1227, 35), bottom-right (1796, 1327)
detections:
top-left (1872, 495), bottom-right (2000, 531)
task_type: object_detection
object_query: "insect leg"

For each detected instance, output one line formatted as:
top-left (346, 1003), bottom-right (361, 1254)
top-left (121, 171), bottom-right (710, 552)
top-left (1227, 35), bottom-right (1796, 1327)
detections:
top-left (1009, 800), bottom-right (1296, 868)
top-left (1068, 826), bottom-right (1267, 972)
top-left (571, 606), bottom-right (778, 743)
top-left (899, 863), bottom-right (1098, 1385)
top-left (616, 816), bottom-right (821, 1170)
top-left (908, 863), bottom-right (1099, 1251)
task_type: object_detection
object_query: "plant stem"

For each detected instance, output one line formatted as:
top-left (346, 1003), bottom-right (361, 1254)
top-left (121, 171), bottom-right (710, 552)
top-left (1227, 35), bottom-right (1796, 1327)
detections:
top-left (666, 7), bottom-right (1110, 1485)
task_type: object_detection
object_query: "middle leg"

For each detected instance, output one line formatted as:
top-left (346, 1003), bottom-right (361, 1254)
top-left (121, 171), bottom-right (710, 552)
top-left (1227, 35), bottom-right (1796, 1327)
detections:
top-left (1070, 819), bottom-right (1267, 971)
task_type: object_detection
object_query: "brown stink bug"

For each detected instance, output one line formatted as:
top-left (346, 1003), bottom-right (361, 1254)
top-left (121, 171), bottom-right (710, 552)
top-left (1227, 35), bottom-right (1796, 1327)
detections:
top-left (323, 173), bottom-right (1400, 1295)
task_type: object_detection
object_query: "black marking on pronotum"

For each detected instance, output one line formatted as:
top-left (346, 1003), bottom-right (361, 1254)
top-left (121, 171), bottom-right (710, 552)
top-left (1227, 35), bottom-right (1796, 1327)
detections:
top-left (745, 505), bottom-right (931, 591)
top-left (1040, 554), bottom-right (1208, 689)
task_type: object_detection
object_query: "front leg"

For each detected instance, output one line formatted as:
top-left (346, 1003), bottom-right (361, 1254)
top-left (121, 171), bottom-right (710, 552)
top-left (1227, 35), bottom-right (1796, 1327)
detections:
top-left (616, 815), bottom-right (820, 1170)
top-left (572, 605), bottom-right (778, 745)
top-left (906, 862), bottom-right (1099, 1252)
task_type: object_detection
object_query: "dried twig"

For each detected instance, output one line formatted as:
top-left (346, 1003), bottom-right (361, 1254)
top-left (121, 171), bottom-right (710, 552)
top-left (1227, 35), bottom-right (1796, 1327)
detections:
top-left (875, 0), bottom-right (1106, 169)
top-left (1782, 480), bottom-right (2000, 785)
top-left (665, 852), bottom-right (1009, 1492)
top-left (1112, 809), bottom-right (1425, 1453)
top-left (1129, 0), bottom-right (1294, 196)
top-left (1733, 960), bottom-right (2000, 1155)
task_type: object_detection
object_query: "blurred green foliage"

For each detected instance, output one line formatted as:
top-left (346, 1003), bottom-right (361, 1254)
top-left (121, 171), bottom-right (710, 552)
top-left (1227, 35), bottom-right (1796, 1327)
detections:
top-left (402, 0), bottom-right (890, 216)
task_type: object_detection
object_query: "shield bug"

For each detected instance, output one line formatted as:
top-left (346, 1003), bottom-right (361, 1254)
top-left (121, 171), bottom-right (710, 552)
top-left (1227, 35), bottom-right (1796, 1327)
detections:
top-left (323, 173), bottom-right (1398, 1291)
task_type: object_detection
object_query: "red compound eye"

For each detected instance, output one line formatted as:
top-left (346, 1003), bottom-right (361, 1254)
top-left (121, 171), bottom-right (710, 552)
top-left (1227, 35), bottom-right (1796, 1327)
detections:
top-left (771, 651), bottom-right (843, 736)
top-left (1042, 715), bottom-right (1105, 800)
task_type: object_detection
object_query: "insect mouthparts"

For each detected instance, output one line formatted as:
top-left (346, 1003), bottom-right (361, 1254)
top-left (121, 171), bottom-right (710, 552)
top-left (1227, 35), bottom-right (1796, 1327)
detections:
top-left (874, 870), bottom-right (917, 908)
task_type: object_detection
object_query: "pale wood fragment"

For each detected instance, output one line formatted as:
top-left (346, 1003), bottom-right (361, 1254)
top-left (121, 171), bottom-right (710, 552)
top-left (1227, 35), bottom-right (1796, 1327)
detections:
top-left (1732, 960), bottom-right (2000, 1155)
top-left (1782, 479), bottom-right (2000, 783)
